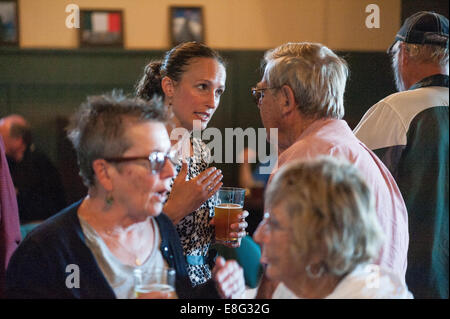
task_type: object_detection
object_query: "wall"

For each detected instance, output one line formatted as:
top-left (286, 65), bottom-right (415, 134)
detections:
top-left (0, 48), bottom-right (396, 202)
top-left (4, 0), bottom-right (445, 204)
top-left (17, 0), bottom-right (401, 51)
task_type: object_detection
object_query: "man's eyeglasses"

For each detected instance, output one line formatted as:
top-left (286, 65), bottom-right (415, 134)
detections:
top-left (104, 150), bottom-right (179, 174)
top-left (251, 87), bottom-right (280, 105)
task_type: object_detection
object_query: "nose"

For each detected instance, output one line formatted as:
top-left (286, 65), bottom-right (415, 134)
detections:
top-left (160, 157), bottom-right (176, 180)
top-left (206, 90), bottom-right (218, 109)
top-left (257, 96), bottom-right (263, 109)
top-left (253, 215), bottom-right (269, 245)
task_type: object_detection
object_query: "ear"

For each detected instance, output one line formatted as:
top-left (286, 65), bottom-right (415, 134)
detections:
top-left (16, 138), bottom-right (27, 161)
top-left (92, 159), bottom-right (113, 191)
top-left (399, 43), bottom-right (408, 66)
top-left (279, 85), bottom-right (297, 117)
top-left (161, 76), bottom-right (175, 97)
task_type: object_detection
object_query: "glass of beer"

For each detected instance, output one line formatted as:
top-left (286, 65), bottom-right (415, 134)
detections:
top-left (134, 267), bottom-right (177, 299)
top-left (213, 187), bottom-right (246, 245)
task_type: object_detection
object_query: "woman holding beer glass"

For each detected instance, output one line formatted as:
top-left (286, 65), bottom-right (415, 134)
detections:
top-left (136, 42), bottom-right (248, 286)
top-left (5, 93), bottom-right (245, 299)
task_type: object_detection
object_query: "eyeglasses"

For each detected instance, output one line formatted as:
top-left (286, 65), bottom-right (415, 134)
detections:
top-left (251, 87), bottom-right (280, 105)
top-left (104, 150), bottom-right (179, 174)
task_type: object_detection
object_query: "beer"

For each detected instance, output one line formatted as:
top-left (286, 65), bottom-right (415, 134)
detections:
top-left (214, 203), bottom-right (242, 244)
top-left (135, 283), bottom-right (178, 299)
top-left (133, 267), bottom-right (177, 299)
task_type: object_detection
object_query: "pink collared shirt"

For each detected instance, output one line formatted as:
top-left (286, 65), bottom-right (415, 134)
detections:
top-left (273, 119), bottom-right (409, 281)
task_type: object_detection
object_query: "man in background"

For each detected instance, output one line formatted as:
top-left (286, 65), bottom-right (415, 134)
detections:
top-left (354, 11), bottom-right (449, 298)
top-left (0, 115), bottom-right (67, 235)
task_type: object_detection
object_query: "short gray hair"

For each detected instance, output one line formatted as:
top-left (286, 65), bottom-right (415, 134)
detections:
top-left (67, 91), bottom-right (167, 187)
top-left (263, 42), bottom-right (348, 120)
top-left (403, 42), bottom-right (449, 68)
top-left (265, 156), bottom-right (384, 276)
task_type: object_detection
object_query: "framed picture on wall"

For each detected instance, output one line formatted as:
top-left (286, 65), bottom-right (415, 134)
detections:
top-left (170, 6), bottom-right (204, 46)
top-left (79, 10), bottom-right (124, 48)
top-left (0, 0), bottom-right (19, 46)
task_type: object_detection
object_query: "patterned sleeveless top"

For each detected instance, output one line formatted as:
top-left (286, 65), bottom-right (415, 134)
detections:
top-left (170, 136), bottom-right (215, 286)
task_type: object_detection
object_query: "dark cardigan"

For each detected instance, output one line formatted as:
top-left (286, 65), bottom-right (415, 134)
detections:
top-left (5, 200), bottom-right (220, 299)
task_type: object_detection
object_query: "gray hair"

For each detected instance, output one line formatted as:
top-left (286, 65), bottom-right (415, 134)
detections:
top-left (390, 41), bottom-right (449, 91)
top-left (390, 42), bottom-right (407, 91)
top-left (404, 41), bottom-right (449, 68)
top-left (67, 91), bottom-right (167, 187)
top-left (265, 156), bottom-right (384, 277)
top-left (263, 42), bottom-right (348, 120)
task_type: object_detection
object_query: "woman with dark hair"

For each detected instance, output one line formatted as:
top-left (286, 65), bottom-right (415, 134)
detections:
top-left (136, 42), bottom-right (248, 286)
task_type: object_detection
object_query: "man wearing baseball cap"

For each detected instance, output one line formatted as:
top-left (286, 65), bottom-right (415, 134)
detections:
top-left (354, 11), bottom-right (448, 299)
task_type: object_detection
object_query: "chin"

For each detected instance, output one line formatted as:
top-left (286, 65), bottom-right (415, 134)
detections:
top-left (189, 119), bottom-right (209, 131)
top-left (265, 263), bottom-right (281, 281)
top-left (144, 202), bottom-right (163, 217)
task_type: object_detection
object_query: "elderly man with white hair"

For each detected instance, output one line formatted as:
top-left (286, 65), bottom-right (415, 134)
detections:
top-left (251, 42), bottom-right (409, 298)
top-left (354, 11), bottom-right (449, 299)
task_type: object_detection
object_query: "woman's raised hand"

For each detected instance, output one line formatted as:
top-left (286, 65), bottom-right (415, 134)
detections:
top-left (164, 161), bottom-right (223, 224)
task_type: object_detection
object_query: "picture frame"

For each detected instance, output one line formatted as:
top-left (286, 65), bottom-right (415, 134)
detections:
top-left (0, 0), bottom-right (19, 46)
top-left (79, 9), bottom-right (124, 48)
top-left (170, 6), bottom-right (204, 46)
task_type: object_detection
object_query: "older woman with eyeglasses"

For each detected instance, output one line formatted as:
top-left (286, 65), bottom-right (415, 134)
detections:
top-left (5, 92), bottom-right (245, 299)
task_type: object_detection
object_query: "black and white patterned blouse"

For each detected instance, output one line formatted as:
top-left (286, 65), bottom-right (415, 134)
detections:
top-left (170, 136), bottom-right (216, 286)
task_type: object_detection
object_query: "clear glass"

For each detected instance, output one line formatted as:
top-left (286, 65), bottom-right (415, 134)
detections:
top-left (133, 267), bottom-right (177, 299)
top-left (213, 187), bottom-right (246, 245)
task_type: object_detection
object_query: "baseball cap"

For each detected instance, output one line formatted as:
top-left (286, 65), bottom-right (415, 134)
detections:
top-left (387, 11), bottom-right (449, 53)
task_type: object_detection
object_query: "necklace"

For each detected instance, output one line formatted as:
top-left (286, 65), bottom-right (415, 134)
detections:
top-left (104, 230), bottom-right (144, 266)
top-left (101, 222), bottom-right (154, 267)
top-left (77, 203), bottom-right (153, 267)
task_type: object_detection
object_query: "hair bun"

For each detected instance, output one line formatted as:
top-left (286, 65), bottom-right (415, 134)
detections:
top-left (135, 60), bottom-right (164, 101)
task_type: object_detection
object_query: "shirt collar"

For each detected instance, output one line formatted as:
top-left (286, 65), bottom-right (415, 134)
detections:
top-left (409, 74), bottom-right (449, 90)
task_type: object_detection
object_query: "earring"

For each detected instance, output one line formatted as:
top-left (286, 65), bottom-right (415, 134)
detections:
top-left (166, 98), bottom-right (175, 121)
top-left (105, 193), bottom-right (114, 206)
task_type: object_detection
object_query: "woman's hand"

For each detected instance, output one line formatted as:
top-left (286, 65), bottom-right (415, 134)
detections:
top-left (164, 162), bottom-right (223, 224)
top-left (212, 257), bottom-right (246, 299)
top-left (210, 210), bottom-right (249, 248)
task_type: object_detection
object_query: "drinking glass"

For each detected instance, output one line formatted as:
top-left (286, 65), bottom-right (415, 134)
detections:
top-left (213, 187), bottom-right (246, 245)
top-left (134, 267), bottom-right (177, 299)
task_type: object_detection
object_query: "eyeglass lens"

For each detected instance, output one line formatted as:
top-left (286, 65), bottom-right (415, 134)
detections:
top-left (150, 151), bottom-right (178, 173)
top-left (252, 89), bottom-right (263, 105)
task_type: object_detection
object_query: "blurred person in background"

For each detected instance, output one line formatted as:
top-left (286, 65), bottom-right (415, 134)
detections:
top-left (0, 135), bottom-right (21, 298)
top-left (0, 115), bottom-right (66, 237)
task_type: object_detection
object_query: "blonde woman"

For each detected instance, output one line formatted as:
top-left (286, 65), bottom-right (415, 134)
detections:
top-left (254, 157), bottom-right (412, 299)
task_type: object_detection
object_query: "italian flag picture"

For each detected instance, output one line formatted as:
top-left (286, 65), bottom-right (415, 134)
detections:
top-left (81, 11), bottom-right (122, 46)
